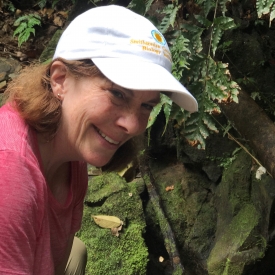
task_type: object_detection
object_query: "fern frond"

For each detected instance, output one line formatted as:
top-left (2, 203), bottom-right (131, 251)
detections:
top-left (181, 23), bottom-right (204, 53)
top-left (269, 4), bottom-right (275, 26)
top-left (147, 102), bottom-right (163, 129)
top-left (145, 0), bottom-right (154, 14)
top-left (27, 16), bottom-right (41, 28)
top-left (219, 0), bottom-right (228, 16)
top-left (158, 4), bottom-right (180, 33)
top-left (14, 15), bottom-right (28, 26)
top-left (194, 14), bottom-right (212, 27)
top-left (256, 0), bottom-right (271, 17)
top-left (212, 26), bottom-right (223, 56)
top-left (203, 0), bottom-right (215, 16)
top-left (18, 28), bottom-right (35, 46)
top-left (128, 0), bottom-right (146, 15)
top-left (202, 113), bottom-right (219, 133)
top-left (13, 22), bottom-right (27, 36)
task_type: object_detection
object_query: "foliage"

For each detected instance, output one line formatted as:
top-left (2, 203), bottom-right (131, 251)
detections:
top-left (78, 173), bottom-right (148, 275)
top-left (36, 0), bottom-right (76, 9)
top-left (256, 0), bottom-right (275, 26)
top-left (127, 0), bottom-right (240, 149)
top-left (2, 0), bottom-right (15, 12)
top-left (13, 13), bottom-right (41, 47)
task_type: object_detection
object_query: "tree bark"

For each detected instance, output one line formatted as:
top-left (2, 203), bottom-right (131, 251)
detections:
top-left (220, 89), bottom-right (275, 178)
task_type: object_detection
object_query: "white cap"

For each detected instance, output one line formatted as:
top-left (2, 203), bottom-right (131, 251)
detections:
top-left (53, 5), bottom-right (198, 112)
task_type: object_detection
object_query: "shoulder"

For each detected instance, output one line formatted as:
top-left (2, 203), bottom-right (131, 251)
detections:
top-left (0, 104), bottom-right (39, 162)
top-left (0, 104), bottom-right (29, 149)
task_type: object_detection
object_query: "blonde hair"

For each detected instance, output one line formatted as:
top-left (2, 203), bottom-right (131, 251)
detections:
top-left (4, 58), bottom-right (139, 171)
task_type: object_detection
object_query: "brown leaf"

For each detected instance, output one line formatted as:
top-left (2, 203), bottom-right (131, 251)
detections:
top-left (165, 185), bottom-right (174, 192)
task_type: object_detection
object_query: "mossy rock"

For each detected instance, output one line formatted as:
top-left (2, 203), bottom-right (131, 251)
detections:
top-left (77, 172), bottom-right (148, 275)
top-left (39, 29), bottom-right (63, 63)
top-left (207, 151), bottom-right (267, 275)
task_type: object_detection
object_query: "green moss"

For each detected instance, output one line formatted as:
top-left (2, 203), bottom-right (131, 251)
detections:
top-left (207, 202), bottom-right (264, 275)
top-left (77, 172), bottom-right (148, 275)
top-left (85, 173), bottom-right (127, 203)
top-left (39, 29), bottom-right (63, 63)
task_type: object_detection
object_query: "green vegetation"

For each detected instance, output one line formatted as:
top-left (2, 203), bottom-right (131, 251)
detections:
top-left (77, 173), bottom-right (148, 275)
top-left (13, 14), bottom-right (41, 47)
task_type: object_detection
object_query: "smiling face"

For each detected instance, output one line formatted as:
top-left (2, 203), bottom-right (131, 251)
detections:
top-left (50, 61), bottom-right (160, 167)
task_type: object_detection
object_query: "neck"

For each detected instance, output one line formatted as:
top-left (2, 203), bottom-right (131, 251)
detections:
top-left (37, 133), bottom-right (71, 203)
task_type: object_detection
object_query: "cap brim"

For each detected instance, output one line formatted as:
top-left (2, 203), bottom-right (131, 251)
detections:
top-left (92, 58), bottom-right (198, 112)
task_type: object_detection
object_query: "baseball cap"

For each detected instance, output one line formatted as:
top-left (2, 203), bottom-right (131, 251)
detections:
top-left (53, 5), bottom-right (198, 112)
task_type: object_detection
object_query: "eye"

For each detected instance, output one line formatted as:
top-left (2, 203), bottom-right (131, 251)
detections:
top-left (108, 89), bottom-right (126, 106)
top-left (110, 89), bottom-right (124, 99)
top-left (142, 103), bottom-right (154, 111)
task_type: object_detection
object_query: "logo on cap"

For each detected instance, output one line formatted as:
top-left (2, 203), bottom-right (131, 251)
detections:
top-left (151, 30), bottom-right (166, 46)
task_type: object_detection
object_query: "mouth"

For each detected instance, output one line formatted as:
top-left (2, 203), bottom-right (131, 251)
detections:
top-left (97, 128), bottom-right (120, 145)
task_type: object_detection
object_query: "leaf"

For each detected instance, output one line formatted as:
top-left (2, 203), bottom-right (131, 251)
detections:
top-left (194, 14), bottom-right (212, 27)
top-left (92, 215), bottom-right (123, 229)
top-left (204, 0), bottom-right (215, 17)
top-left (212, 26), bottom-right (223, 56)
top-left (147, 102), bottom-right (163, 128)
top-left (158, 4), bottom-right (180, 33)
top-left (128, 0), bottom-right (146, 15)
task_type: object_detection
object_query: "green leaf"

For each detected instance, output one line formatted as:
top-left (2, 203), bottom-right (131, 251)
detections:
top-left (13, 22), bottom-right (27, 36)
top-left (194, 14), bottom-right (212, 27)
top-left (158, 4), bottom-right (180, 33)
top-left (147, 102), bottom-right (163, 128)
top-left (203, 0), bottom-right (215, 16)
top-left (212, 26), bottom-right (223, 56)
top-left (128, 0), bottom-right (146, 15)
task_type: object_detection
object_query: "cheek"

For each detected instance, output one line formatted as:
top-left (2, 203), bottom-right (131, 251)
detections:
top-left (138, 115), bottom-right (151, 134)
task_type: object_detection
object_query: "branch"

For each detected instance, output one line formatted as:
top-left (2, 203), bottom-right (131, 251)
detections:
top-left (139, 156), bottom-right (185, 274)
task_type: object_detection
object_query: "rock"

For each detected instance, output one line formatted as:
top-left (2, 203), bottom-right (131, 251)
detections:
top-left (78, 172), bottom-right (148, 275)
top-left (0, 80), bottom-right (6, 89)
top-left (0, 57), bottom-right (22, 82)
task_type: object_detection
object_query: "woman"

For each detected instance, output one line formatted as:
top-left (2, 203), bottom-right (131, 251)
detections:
top-left (0, 5), bottom-right (197, 275)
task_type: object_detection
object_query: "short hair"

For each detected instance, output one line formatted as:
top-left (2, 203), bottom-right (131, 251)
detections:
top-left (4, 58), bottom-right (140, 172)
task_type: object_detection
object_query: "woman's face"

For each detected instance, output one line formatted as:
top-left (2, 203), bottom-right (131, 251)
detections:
top-left (52, 64), bottom-right (160, 167)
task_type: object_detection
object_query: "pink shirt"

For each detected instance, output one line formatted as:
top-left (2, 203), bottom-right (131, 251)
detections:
top-left (0, 104), bottom-right (88, 275)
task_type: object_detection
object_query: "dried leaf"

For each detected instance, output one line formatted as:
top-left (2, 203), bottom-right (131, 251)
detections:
top-left (111, 224), bottom-right (123, 237)
top-left (165, 185), bottom-right (174, 191)
top-left (92, 215), bottom-right (123, 229)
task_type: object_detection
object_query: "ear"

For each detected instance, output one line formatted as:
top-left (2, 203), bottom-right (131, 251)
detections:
top-left (50, 61), bottom-right (67, 99)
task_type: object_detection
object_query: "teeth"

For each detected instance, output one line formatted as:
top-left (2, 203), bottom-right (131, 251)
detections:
top-left (98, 129), bottom-right (119, 145)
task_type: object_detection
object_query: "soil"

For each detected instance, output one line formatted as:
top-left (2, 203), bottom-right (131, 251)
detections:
top-left (0, 1), bottom-right (73, 72)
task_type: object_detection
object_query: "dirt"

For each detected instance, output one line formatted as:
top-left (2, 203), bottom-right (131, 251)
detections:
top-left (0, 1), bottom-right (73, 68)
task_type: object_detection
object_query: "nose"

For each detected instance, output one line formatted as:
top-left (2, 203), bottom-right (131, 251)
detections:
top-left (116, 110), bottom-right (148, 136)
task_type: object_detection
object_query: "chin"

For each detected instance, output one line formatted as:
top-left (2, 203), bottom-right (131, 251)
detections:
top-left (85, 155), bottom-right (113, 168)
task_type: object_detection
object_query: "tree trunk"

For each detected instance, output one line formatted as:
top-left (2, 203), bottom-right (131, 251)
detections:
top-left (220, 89), bottom-right (275, 178)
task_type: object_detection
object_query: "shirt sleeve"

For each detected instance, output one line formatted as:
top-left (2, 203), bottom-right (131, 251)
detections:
top-left (0, 150), bottom-right (46, 275)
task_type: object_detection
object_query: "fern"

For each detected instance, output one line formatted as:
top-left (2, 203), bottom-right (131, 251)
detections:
top-left (256, 0), bottom-right (275, 25)
top-left (203, 0), bottom-right (215, 16)
top-left (128, 0), bottom-right (146, 15)
top-left (145, 0), bottom-right (154, 14)
top-left (170, 35), bottom-right (191, 80)
top-left (180, 23), bottom-right (204, 54)
top-left (269, 3), bottom-right (275, 26)
top-left (13, 14), bottom-right (41, 47)
top-left (158, 4), bottom-right (180, 33)
top-left (129, 1), bottom-right (240, 148)
top-left (219, 0), bottom-right (228, 16)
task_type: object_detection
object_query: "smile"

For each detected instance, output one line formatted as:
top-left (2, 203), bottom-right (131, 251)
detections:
top-left (98, 129), bottom-right (120, 145)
